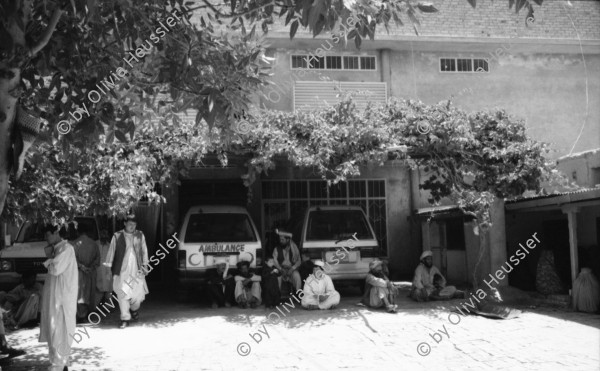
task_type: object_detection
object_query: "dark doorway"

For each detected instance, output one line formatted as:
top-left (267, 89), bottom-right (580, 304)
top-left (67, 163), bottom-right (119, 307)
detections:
top-left (542, 219), bottom-right (571, 289)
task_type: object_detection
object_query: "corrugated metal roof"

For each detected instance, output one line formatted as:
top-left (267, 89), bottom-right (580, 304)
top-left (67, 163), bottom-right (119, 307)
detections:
top-left (413, 205), bottom-right (476, 220)
top-left (415, 205), bottom-right (460, 215)
top-left (557, 148), bottom-right (600, 162)
top-left (505, 187), bottom-right (600, 204)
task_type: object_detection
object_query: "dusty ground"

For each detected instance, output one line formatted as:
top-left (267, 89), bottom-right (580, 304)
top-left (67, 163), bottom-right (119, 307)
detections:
top-left (3, 285), bottom-right (600, 371)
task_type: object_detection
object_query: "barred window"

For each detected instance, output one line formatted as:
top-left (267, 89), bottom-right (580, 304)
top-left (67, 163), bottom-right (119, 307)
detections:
top-left (291, 54), bottom-right (377, 71)
top-left (440, 58), bottom-right (490, 73)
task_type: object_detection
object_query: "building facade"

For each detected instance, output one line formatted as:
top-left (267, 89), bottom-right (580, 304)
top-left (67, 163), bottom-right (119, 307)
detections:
top-left (163, 0), bottom-right (600, 281)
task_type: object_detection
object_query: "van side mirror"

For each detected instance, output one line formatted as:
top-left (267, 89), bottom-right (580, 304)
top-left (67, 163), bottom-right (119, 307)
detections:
top-left (4, 234), bottom-right (12, 247)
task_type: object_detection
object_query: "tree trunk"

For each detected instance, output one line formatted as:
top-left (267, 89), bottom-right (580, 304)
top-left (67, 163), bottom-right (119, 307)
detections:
top-left (0, 2), bottom-right (63, 216)
top-left (0, 67), bottom-right (20, 215)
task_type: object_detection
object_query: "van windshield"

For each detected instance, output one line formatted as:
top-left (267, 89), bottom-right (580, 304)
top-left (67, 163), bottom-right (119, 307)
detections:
top-left (185, 213), bottom-right (257, 243)
top-left (16, 218), bottom-right (98, 243)
top-left (306, 210), bottom-right (374, 241)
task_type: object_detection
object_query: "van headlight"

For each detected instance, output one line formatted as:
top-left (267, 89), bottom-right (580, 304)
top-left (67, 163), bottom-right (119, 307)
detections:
top-left (0, 260), bottom-right (13, 272)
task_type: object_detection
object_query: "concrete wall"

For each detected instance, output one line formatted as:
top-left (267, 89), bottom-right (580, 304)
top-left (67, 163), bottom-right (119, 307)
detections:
top-left (259, 41), bottom-right (600, 159)
top-left (557, 150), bottom-right (600, 188)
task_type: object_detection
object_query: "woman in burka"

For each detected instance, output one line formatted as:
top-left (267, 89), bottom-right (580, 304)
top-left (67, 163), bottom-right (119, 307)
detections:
top-left (573, 268), bottom-right (600, 313)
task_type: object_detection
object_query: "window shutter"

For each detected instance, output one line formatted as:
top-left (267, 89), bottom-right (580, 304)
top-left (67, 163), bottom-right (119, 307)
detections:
top-left (294, 81), bottom-right (387, 111)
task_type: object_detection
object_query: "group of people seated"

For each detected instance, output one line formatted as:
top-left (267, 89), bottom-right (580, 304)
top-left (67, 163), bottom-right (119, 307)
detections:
top-left (207, 230), bottom-right (462, 313)
top-left (0, 272), bottom-right (43, 356)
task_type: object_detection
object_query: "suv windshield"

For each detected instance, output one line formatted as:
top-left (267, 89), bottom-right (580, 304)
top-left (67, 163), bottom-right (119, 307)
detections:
top-left (306, 210), bottom-right (374, 241)
top-left (185, 213), bottom-right (257, 243)
top-left (16, 218), bottom-right (98, 243)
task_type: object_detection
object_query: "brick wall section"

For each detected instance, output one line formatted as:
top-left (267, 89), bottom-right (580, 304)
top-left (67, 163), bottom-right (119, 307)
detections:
top-left (266, 0), bottom-right (600, 40)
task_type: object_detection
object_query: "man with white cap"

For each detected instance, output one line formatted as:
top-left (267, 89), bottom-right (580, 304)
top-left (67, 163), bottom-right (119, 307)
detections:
top-left (410, 250), bottom-right (461, 302)
top-left (272, 229), bottom-right (302, 293)
top-left (361, 259), bottom-right (397, 313)
top-left (301, 260), bottom-right (340, 310)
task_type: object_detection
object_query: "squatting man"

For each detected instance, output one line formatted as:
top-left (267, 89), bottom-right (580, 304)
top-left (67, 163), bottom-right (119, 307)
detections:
top-left (410, 251), bottom-right (465, 302)
top-left (360, 259), bottom-right (398, 313)
top-left (271, 229), bottom-right (302, 294)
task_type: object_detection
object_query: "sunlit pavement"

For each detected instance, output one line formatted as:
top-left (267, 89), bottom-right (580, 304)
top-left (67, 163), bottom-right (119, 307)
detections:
top-left (4, 286), bottom-right (600, 371)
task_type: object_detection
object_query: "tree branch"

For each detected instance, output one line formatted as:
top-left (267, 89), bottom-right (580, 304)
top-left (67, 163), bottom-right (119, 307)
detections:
top-left (200, 0), bottom-right (277, 19)
top-left (30, 8), bottom-right (64, 57)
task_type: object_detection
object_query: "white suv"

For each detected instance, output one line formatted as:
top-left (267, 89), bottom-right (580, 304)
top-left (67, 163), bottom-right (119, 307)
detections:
top-left (296, 205), bottom-right (382, 282)
top-left (0, 217), bottom-right (100, 290)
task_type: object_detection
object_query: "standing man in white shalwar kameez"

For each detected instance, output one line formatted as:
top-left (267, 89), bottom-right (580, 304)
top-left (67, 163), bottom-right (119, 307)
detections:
top-left (39, 224), bottom-right (78, 371)
top-left (103, 214), bottom-right (149, 329)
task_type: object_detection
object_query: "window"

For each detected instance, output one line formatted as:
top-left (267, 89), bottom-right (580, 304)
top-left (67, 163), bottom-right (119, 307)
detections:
top-left (457, 59), bottom-right (472, 72)
top-left (327, 56), bottom-right (342, 69)
top-left (360, 56), bottom-right (376, 70)
top-left (440, 58), bottom-right (456, 72)
top-left (344, 56), bottom-right (359, 69)
top-left (473, 59), bottom-right (489, 72)
top-left (184, 213), bottom-right (257, 243)
top-left (440, 58), bottom-right (489, 73)
top-left (291, 55), bottom-right (307, 69)
top-left (307, 55), bottom-right (325, 69)
top-left (291, 54), bottom-right (377, 71)
top-left (306, 209), bottom-right (374, 241)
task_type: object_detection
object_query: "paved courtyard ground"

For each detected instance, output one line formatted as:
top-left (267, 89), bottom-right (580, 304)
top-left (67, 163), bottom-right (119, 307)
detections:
top-left (3, 286), bottom-right (599, 371)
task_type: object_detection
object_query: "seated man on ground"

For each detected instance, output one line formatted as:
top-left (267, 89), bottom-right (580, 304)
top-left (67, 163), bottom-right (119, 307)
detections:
top-left (301, 260), bottom-right (340, 310)
top-left (410, 251), bottom-right (464, 302)
top-left (262, 257), bottom-right (281, 309)
top-left (0, 309), bottom-right (25, 358)
top-left (0, 272), bottom-right (43, 328)
top-left (234, 261), bottom-right (262, 308)
top-left (207, 262), bottom-right (235, 308)
top-left (361, 259), bottom-right (397, 313)
top-left (272, 229), bottom-right (302, 294)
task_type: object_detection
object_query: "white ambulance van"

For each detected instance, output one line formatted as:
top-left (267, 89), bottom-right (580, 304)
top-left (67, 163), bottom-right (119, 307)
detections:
top-left (175, 205), bottom-right (262, 301)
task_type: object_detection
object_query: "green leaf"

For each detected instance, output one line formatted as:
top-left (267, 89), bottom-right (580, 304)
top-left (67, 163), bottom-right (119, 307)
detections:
top-left (515, 0), bottom-right (526, 13)
top-left (285, 9), bottom-right (295, 25)
top-left (290, 19), bottom-right (299, 39)
top-left (354, 34), bottom-right (361, 49)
